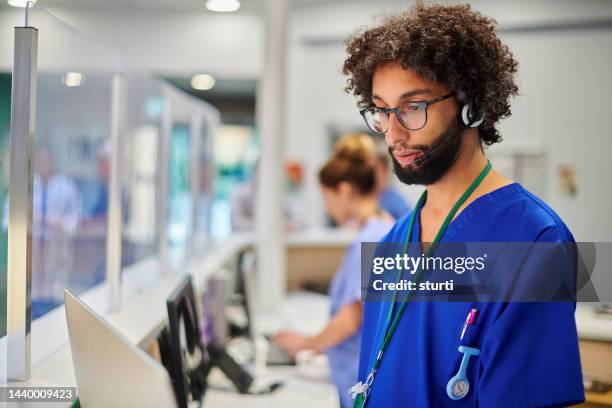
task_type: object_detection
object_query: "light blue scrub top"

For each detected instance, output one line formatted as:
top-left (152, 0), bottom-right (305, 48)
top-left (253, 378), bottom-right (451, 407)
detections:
top-left (358, 183), bottom-right (585, 407)
top-left (379, 186), bottom-right (411, 220)
top-left (327, 218), bottom-right (393, 408)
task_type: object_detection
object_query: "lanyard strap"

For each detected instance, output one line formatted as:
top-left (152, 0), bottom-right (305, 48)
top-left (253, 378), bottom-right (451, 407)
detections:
top-left (354, 161), bottom-right (492, 408)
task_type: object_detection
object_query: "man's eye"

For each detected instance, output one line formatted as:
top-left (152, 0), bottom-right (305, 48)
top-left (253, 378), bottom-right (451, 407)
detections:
top-left (402, 104), bottom-right (421, 112)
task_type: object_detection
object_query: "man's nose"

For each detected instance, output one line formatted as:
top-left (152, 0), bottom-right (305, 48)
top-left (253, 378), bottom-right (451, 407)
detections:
top-left (384, 112), bottom-right (411, 147)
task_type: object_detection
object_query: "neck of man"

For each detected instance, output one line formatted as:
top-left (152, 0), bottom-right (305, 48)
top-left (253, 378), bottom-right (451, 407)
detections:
top-left (423, 129), bottom-right (488, 217)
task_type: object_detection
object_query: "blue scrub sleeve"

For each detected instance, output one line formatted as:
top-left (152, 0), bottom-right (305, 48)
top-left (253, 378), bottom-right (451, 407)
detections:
top-left (477, 302), bottom-right (584, 407)
top-left (477, 226), bottom-right (585, 407)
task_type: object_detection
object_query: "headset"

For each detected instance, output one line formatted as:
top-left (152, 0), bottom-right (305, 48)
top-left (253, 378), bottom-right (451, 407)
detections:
top-left (413, 102), bottom-right (484, 165)
top-left (461, 103), bottom-right (484, 128)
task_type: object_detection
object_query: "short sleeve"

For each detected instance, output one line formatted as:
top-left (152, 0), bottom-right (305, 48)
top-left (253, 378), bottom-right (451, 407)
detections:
top-left (330, 242), bottom-right (363, 312)
top-left (477, 224), bottom-right (585, 407)
top-left (477, 302), bottom-right (584, 407)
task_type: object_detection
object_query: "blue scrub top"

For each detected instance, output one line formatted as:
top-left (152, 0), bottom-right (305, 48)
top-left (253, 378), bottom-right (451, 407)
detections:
top-left (358, 183), bottom-right (585, 407)
top-left (327, 218), bottom-right (393, 408)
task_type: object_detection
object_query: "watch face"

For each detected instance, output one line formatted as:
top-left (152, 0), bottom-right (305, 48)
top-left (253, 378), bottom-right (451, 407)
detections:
top-left (451, 378), bottom-right (469, 398)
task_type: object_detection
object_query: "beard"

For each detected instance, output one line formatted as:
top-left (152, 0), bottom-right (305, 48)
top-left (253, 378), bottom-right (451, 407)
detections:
top-left (389, 117), bottom-right (464, 185)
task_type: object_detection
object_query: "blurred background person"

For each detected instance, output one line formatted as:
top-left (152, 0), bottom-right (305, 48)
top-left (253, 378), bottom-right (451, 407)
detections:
top-left (80, 141), bottom-right (127, 286)
top-left (3, 146), bottom-right (81, 313)
top-left (88, 142), bottom-right (110, 221)
top-left (334, 133), bottom-right (412, 221)
top-left (274, 137), bottom-right (393, 408)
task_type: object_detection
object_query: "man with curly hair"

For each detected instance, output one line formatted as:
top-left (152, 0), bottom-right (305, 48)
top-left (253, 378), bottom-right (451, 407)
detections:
top-left (343, 3), bottom-right (585, 407)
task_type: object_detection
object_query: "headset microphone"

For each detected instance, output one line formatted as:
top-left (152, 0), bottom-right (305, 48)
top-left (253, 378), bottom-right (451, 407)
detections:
top-left (412, 104), bottom-right (484, 166)
top-left (412, 134), bottom-right (457, 165)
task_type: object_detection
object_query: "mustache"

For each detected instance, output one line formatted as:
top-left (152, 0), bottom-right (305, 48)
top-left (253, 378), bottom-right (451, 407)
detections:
top-left (389, 142), bottom-right (429, 155)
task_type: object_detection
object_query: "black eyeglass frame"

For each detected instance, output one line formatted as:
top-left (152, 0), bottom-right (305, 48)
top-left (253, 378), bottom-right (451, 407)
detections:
top-left (359, 92), bottom-right (455, 134)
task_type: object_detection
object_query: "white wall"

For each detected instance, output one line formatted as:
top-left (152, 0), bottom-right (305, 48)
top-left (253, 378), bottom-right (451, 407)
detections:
top-left (0, 6), bottom-right (263, 78)
top-left (497, 29), bottom-right (612, 241)
top-left (285, 0), bottom-right (612, 241)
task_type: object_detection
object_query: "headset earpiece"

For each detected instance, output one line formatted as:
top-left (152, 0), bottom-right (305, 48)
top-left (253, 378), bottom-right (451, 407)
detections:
top-left (461, 104), bottom-right (484, 128)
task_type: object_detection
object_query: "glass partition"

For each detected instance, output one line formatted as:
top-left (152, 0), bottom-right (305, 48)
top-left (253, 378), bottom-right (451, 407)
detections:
top-left (23, 6), bottom-right (122, 318)
top-left (1, 4), bottom-right (220, 368)
top-left (0, 6), bottom-right (18, 369)
top-left (164, 89), bottom-right (219, 268)
top-left (194, 110), bottom-right (216, 248)
top-left (122, 71), bottom-right (164, 268)
top-left (212, 125), bottom-right (259, 238)
top-left (0, 73), bottom-right (10, 338)
top-left (167, 120), bottom-right (193, 267)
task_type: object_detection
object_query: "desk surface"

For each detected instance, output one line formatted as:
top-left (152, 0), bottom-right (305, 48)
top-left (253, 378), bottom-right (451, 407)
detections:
top-left (204, 292), bottom-right (339, 407)
top-left (204, 365), bottom-right (339, 408)
top-left (22, 291), bottom-right (339, 408)
top-left (576, 304), bottom-right (612, 342)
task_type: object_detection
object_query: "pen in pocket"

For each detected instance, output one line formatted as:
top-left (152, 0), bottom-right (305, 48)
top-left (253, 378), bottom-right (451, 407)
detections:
top-left (460, 308), bottom-right (479, 340)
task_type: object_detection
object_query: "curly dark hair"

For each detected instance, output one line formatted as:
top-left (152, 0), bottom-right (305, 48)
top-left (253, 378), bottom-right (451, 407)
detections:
top-left (343, 3), bottom-right (519, 145)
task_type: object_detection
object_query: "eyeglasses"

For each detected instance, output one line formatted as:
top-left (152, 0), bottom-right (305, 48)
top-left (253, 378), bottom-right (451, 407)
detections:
top-left (360, 93), bottom-right (455, 134)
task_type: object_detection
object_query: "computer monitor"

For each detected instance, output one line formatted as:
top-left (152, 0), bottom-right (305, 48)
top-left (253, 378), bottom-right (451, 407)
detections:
top-left (236, 249), bottom-right (294, 366)
top-left (163, 275), bottom-right (255, 396)
top-left (236, 248), bottom-right (258, 340)
top-left (64, 290), bottom-right (177, 408)
top-left (163, 276), bottom-right (210, 408)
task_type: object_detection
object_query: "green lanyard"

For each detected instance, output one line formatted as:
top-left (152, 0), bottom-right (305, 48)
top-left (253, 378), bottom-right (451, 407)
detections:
top-left (353, 161), bottom-right (492, 408)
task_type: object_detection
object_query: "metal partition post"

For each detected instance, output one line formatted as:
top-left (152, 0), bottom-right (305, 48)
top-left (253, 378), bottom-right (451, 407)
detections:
top-left (107, 74), bottom-right (126, 312)
top-left (255, 0), bottom-right (289, 311)
top-left (6, 27), bottom-right (38, 381)
top-left (157, 94), bottom-right (171, 274)
top-left (189, 114), bottom-right (203, 258)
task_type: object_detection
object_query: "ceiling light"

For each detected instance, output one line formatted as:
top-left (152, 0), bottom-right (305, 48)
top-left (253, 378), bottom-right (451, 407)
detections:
top-left (7, 0), bottom-right (37, 7)
top-left (205, 0), bottom-right (241, 13)
top-left (190, 74), bottom-right (216, 91)
top-left (63, 72), bottom-right (83, 87)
